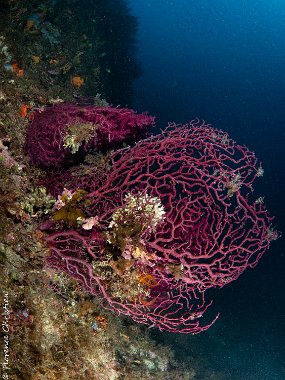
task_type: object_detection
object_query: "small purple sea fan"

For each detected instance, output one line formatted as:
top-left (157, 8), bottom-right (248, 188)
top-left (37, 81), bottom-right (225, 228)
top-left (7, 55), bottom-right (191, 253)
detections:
top-left (25, 103), bottom-right (155, 168)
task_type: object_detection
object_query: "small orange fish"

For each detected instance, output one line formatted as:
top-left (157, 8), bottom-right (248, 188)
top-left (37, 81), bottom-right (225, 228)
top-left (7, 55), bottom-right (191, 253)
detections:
top-left (20, 104), bottom-right (31, 118)
top-left (12, 63), bottom-right (19, 72)
top-left (12, 63), bottom-right (24, 76)
top-left (16, 69), bottom-right (24, 76)
top-left (71, 75), bottom-right (84, 88)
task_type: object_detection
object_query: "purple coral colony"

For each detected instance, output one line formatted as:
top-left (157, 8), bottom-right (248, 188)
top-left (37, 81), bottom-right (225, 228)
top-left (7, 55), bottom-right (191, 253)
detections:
top-left (25, 103), bottom-right (279, 334)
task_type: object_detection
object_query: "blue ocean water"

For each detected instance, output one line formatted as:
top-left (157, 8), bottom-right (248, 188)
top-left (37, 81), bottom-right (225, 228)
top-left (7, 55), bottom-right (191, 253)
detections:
top-left (128, 1), bottom-right (285, 379)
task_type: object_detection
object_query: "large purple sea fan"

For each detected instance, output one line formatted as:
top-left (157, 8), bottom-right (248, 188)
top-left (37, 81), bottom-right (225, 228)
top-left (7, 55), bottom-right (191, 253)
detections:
top-left (45, 119), bottom-right (278, 333)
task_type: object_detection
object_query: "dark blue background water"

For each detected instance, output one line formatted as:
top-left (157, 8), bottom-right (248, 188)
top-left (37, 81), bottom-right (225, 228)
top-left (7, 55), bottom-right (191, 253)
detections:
top-left (128, 1), bottom-right (285, 378)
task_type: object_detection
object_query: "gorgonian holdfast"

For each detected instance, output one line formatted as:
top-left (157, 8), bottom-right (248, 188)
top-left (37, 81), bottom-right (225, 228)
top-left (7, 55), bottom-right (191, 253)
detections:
top-left (25, 103), bottom-right (155, 168)
top-left (45, 119), bottom-right (279, 333)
